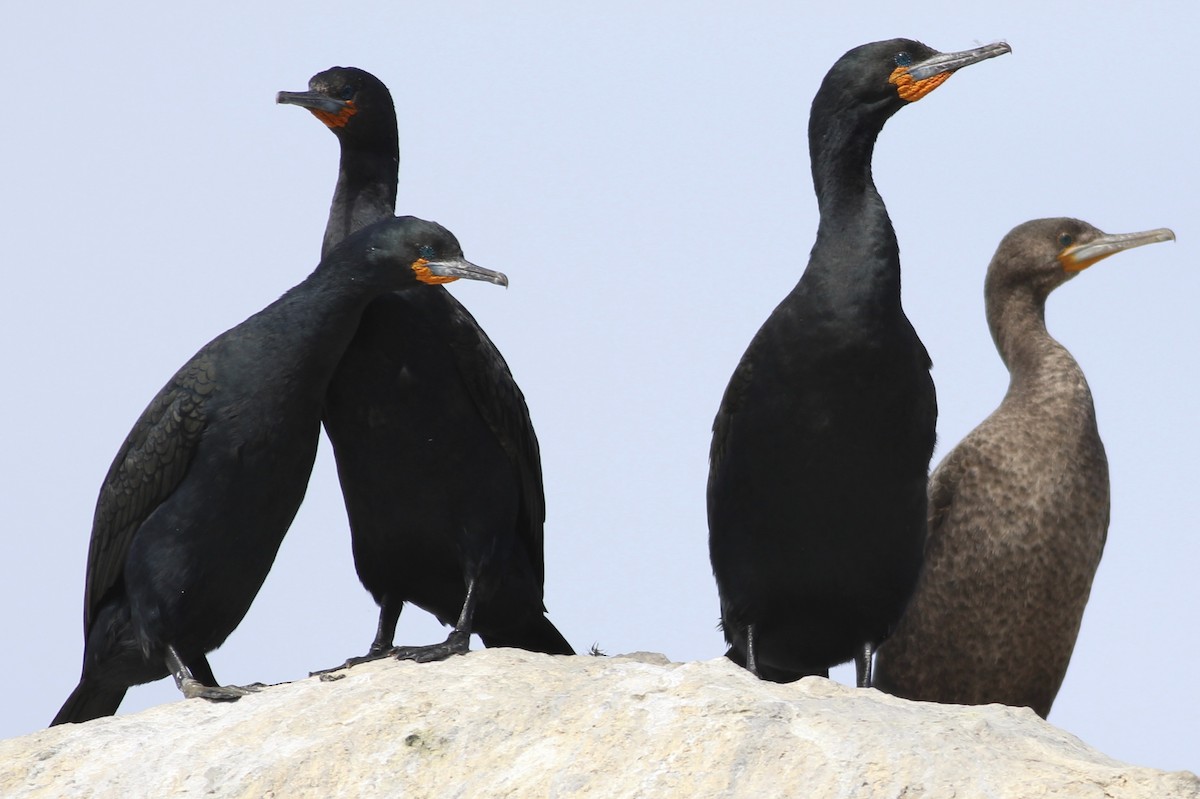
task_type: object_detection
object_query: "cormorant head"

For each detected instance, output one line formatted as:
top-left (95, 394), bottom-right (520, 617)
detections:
top-left (987, 218), bottom-right (1174, 302)
top-left (814, 39), bottom-right (1011, 125)
top-left (327, 215), bottom-right (509, 290)
top-left (277, 66), bottom-right (397, 151)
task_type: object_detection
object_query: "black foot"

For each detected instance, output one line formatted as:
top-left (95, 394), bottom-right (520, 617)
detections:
top-left (393, 630), bottom-right (471, 663)
top-left (309, 647), bottom-right (396, 677)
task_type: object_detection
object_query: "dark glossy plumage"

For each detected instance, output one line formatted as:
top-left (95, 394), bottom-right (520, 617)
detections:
top-left (874, 218), bottom-right (1174, 716)
top-left (707, 39), bottom-right (1009, 685)
top-left (53, 216), bottom-right (505, 725)
top-left (278, 67), bottom-right (572, 665)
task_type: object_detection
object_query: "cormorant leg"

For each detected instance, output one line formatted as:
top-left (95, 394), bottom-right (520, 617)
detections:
top-left (745, 624), bottom-right (760, 678)
top-left (854, 641), bottom-right (874, 688)
top-left (371, 597), bottom-right (403, 654)
top-left (310, 596), bottom-right (404, 676)
top-left (165, 645), bottom-right (256, 702)
top-left (393, 579), bottom-right (478, 664)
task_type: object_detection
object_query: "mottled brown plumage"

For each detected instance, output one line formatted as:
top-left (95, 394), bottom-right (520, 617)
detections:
top-left (874, 218), bottom-right (1174, 717)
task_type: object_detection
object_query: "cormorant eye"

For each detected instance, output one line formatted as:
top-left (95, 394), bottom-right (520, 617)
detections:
top-left (339, 86), bottom-right (355, 101)
top-left (895, 52), bottom-right (913, 67)
top-left (1059, 233), bottom-right (1074, 247)
top-left (418, 244), bottom-right (435, 260)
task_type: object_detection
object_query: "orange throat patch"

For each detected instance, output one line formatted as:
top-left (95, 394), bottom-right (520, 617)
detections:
top-left (310, 100), bottom-right (358, 129)
top-left (1057, 250), bottom-right (1111, 273)
top-left (412, 259), bottom-right (459, 285)
top-left (888, 67), bottom-right (952, 102)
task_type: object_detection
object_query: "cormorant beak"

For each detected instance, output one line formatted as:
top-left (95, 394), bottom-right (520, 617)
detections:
top-left (417, 257), bottom-right (509, 287)
top-left (1059, 228), bottom-right (1176, 272)
top-left (907, 41), bottom-right (1012, 81)
top-left (275, 89), bottom-right (347, 114)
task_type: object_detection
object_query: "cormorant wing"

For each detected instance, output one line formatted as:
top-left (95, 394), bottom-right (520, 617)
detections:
top-left (925, 427), bottom-right (987, 565)
top-left (438, 292), bottom-right (547, 587)
top-left (82, 354), bottom-right (213, 632)
top-left (709, 334), bottom-right (760, 474)
top-left (927, 442), bottom-right (969, 548)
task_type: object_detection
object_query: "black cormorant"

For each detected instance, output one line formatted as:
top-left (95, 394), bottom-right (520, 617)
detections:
top-left (873, 218), bottom-right (1174, 716)
top-left (707, 39), bottom-right (1010, 686)
top-left (277, 67), bottom-right (573, 666)
top-left (52, 216), bottom-right (507, 724)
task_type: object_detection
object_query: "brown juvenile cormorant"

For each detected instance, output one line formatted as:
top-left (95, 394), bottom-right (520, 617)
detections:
top-left (52, 216), bottom-right (507, 725)
top-left (873, 218), bottom-right (1174, 716)
top-left (707, 39), bottom-right (1010, 686)
top-left (277, 67), bottom-right (573, 666)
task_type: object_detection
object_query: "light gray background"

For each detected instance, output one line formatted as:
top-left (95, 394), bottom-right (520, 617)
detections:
top-left (2, 1), bottom-right (1194, 774)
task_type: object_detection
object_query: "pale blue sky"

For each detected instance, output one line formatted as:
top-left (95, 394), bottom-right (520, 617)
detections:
top-left (2, 1), bottom-right (1195, 774)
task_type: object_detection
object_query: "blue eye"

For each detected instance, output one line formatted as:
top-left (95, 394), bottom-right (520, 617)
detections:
top-left (895, 52), bottom-right (912, 67)
top-left (1059, 233), bottom-right (1073, 247)
top-left (340, 85), bottom-right (354, 100)
top-left (419, 244), bottom-right (435, 259)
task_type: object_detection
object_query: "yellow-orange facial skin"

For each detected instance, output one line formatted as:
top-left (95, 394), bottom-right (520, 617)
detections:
top-left (309, 100), bottom-right (358, 129)
top-left (1057, 248), bottom-right (1112, 273)
top-left (1057, 228), bottom-right (1176, 272)
top-left (412, 258), bottom-right (460, 285)
top-left (888, 67), bottom-right (952, 102)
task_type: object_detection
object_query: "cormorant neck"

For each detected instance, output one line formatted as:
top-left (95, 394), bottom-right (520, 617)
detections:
top-left (264, 261), bottom-right (389, 382)
top-left (809, 104), bottom-right (885, 209)
top-left (987, 286), bottom-right (1082, 400)
top-left (321, 144), bottom-right (399, 259)
top-left (805, 102), bottom-right (901, 305)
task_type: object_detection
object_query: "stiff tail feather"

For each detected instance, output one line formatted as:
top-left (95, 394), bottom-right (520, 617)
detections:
top-left (480, 614), bottom-right (573, 656)
top-left (51, 680), bottom-right (126, 726)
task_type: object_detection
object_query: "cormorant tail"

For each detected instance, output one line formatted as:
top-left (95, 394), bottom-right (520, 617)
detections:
top-left (480, 615), bottom-right (574, 656)
top-left (723, 645), bottom-right (817, 684)
top-left (51, 680), bottom-right (126, 726)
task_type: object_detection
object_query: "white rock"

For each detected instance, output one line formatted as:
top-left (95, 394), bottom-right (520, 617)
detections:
top-left (4, 649), bottom-right (1197, 798)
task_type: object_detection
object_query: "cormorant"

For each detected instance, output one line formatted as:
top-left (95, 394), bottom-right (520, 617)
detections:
top-left (707, 39), bottom-right (1010, 686)
top-left (52, 216), bottom-right (507, 724)
top-left (277, 67), bottom-right (573, 666)
top-left (873, 218), bottom-right (1174, 716)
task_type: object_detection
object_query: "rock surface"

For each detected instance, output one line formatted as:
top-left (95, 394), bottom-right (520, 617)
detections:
top-left (4, 649), bottom-right (1197, 798)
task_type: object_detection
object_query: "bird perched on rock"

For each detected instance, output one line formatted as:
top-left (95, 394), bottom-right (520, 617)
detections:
top-left (874, 218), bottom-right (1174, 717)
top-left (707, 38), bottom-right (1010, 686)
top-left (53, 215), bottom-right (507, 724)
top-left (277, 67), bottom-right (573, 667)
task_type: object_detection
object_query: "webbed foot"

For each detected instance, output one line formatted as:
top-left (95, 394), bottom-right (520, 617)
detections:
top-left (393, 630), bottom-right (471, 663)
top-left (309, 645), bottom-right (397, 677)
top-left (179, 678), bottom-right (256, 702)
